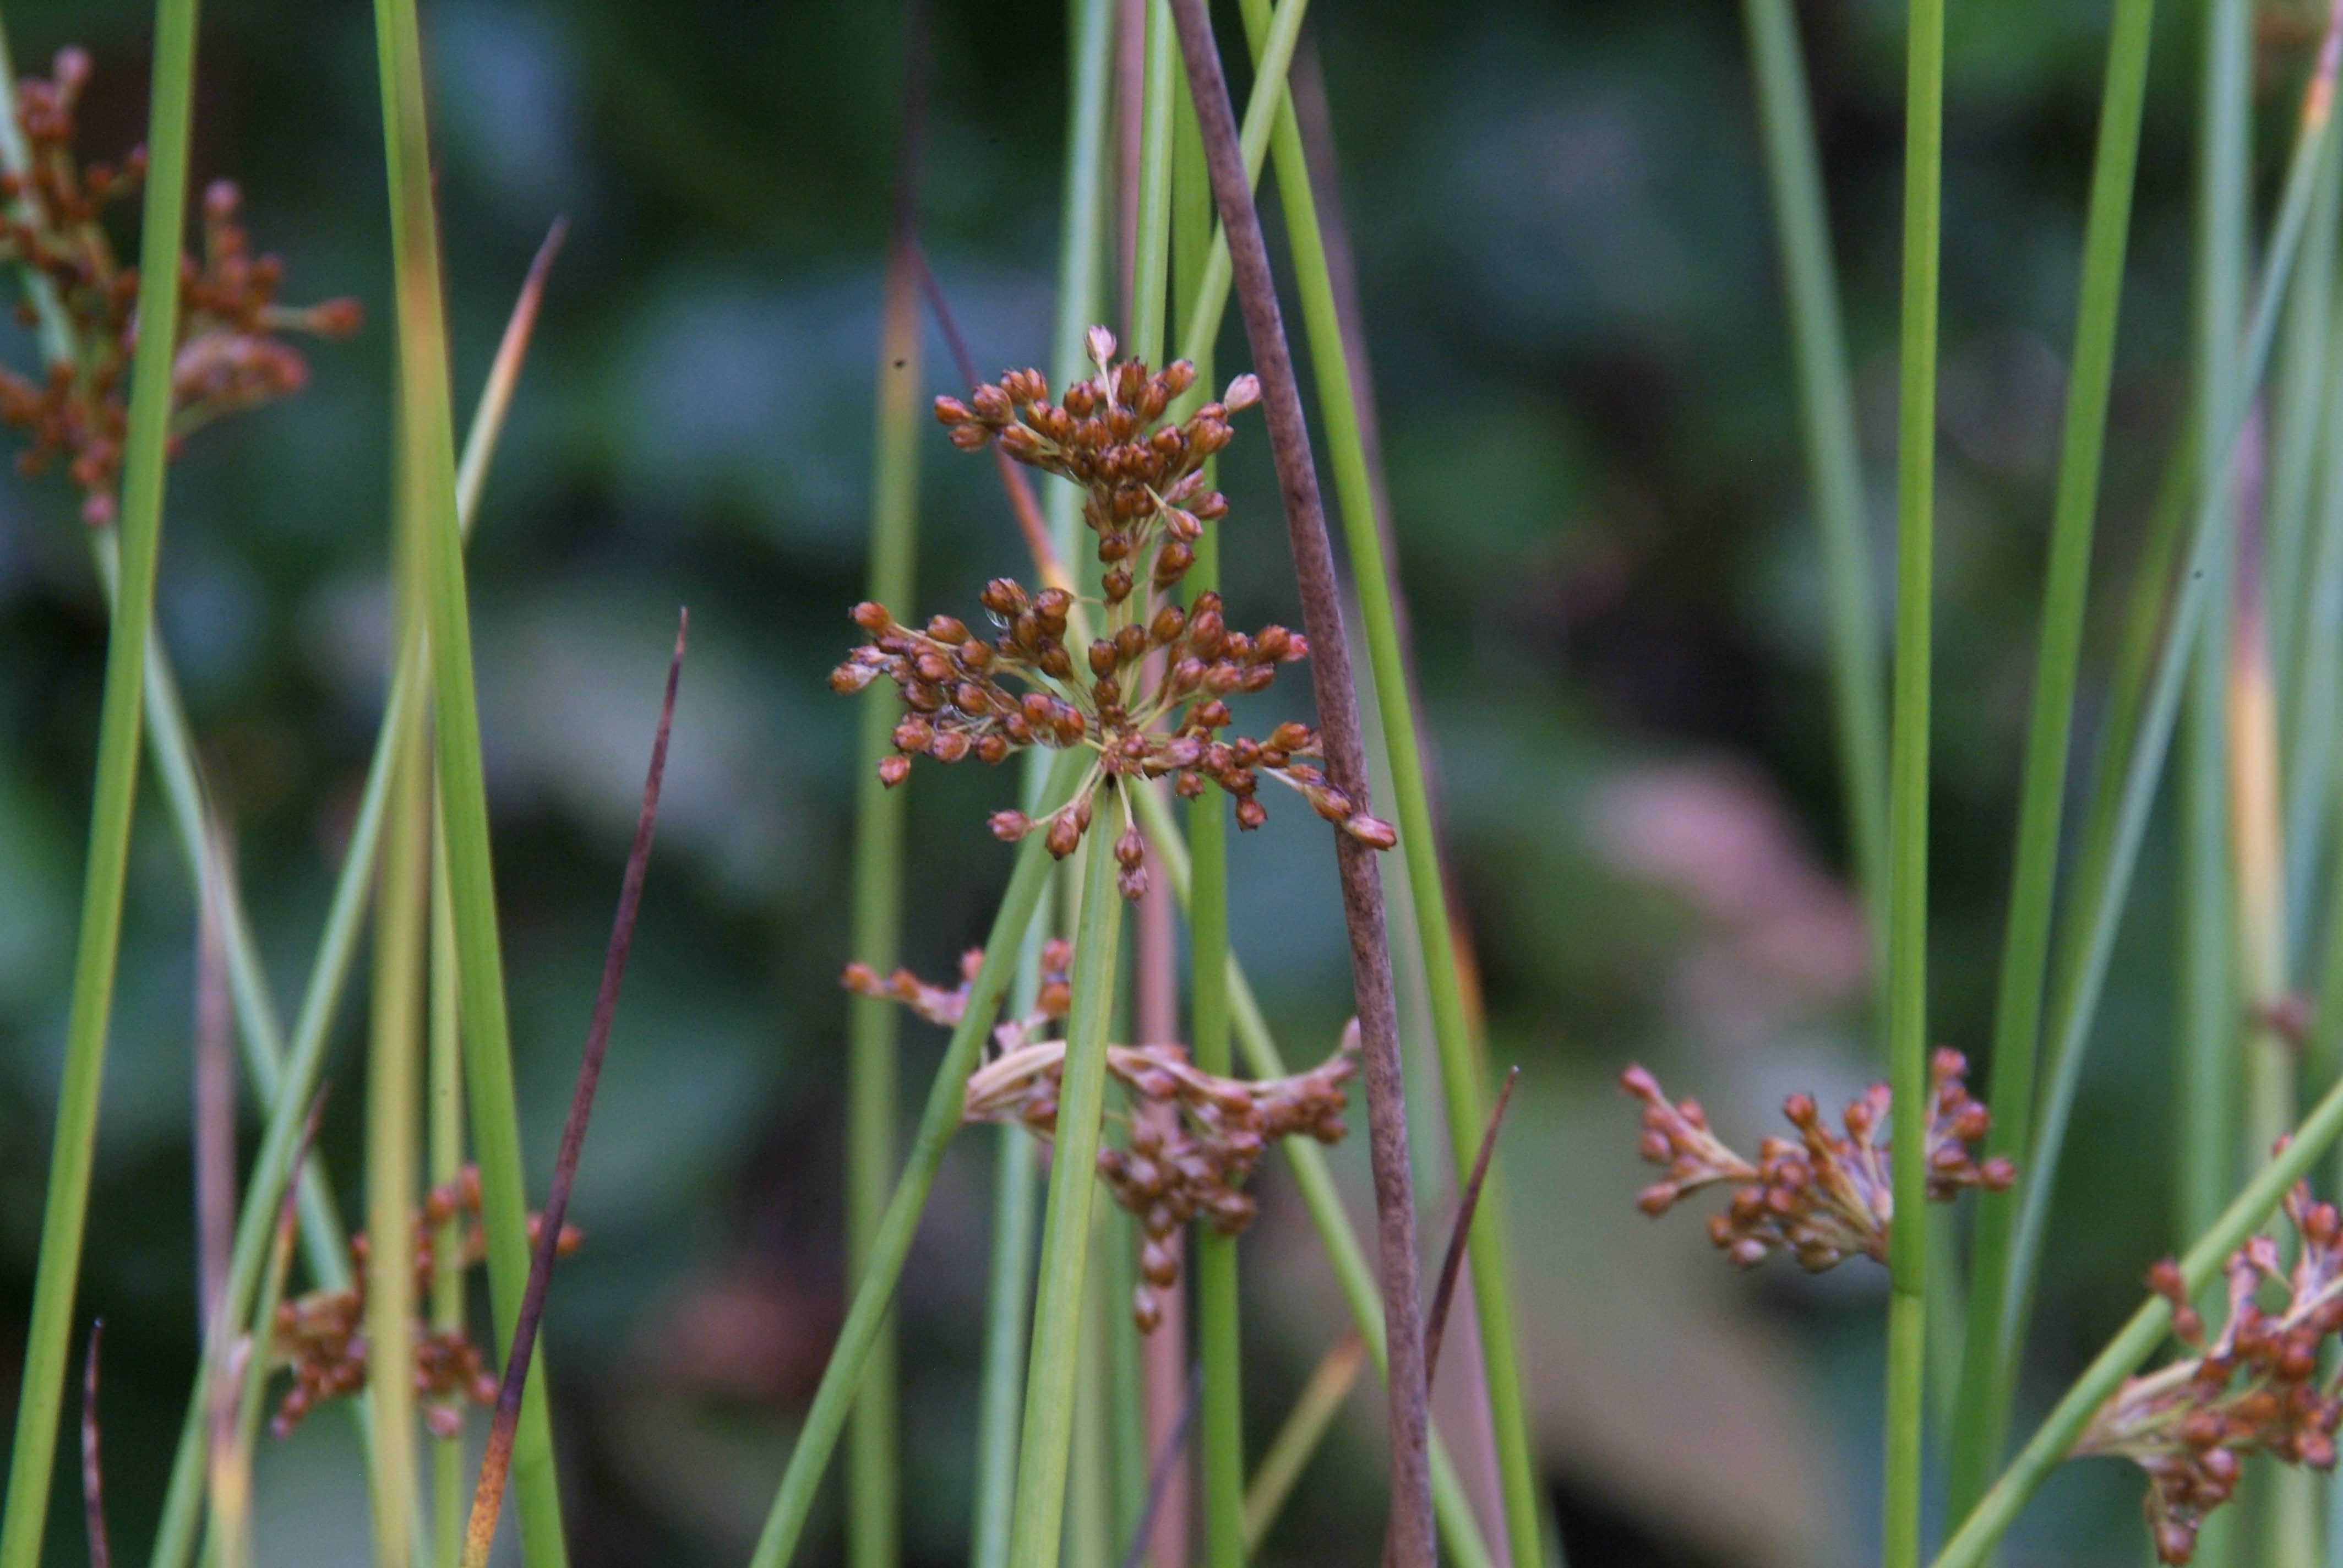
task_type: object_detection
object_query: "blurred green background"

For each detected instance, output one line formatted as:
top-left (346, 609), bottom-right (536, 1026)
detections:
top-left (0, 0), bottom-right (2281, 1561)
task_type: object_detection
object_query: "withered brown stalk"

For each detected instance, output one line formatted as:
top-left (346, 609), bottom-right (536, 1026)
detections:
top-left (1163, 3), bottom-right (1434, 1563)
top-left (908, 241), bottom-right (1068, 592)
top-left (1424, 1066), bottom-right (1518, 1392)
top-left (461, 614), bottom-right (686, 1568)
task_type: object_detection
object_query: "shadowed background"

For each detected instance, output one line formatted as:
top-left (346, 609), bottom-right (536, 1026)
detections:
top-left (0, 0), bottom-right (2248, 1561)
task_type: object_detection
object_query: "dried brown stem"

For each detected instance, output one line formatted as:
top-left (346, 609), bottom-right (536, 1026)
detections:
top-left (1423, 1066), bottom-right (1518, 1391)
top-left (1120, 1362), bottom-right (1202, 1568)
top-left (461, 613), bottom-right (686, 1568)
top-left (193, 821), bottom-right (235, 1341)
top-left (906, 243), bottom-right (1069, 592)
top-left (1163, 4), bottom-right (1434, 1562)
top-left (80, 1322), bottom-right (107, 1568)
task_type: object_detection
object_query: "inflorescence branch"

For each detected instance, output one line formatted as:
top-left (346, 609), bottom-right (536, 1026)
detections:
top-left (2075, 1173), bottom-right (2343, 1564)
top-left (0, 47), bottom-right (358, 525)
top-left (845, 949), bottom-right (1355, 1332)
top-left (1621, 1050), bottom-right (2012, 1272)
top-left (830, 325), bottom-right (1395, 899)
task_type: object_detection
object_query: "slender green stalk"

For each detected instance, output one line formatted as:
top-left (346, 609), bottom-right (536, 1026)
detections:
top-left (1173, 0), bottom-right (1307, 372)
top-left (1943, 0), bottom-right (2160, 1518)
top-left (429, 806), bottom-right (467, 1568)
top-left (2284, 294), bottom-right (2343, 941)
top-left (1069, 1203), bottom-right (1116, 1568)
top-left (1005, 825), bottom-right (1126, 1568)
top-left (147, 236), bottom-right (554, 1568)
top-left (1049, 0), bottom-right (1117, 566)
top-left (1881, 0), bottom-right (1947, 1557)
top-left (2266, 138), bottom-right (2341, 732)
top-left (1932, 1055), bottom-right (2343, 1568)
top-left (1133, 781), bottom-right (1496, 1568)
top-left (0, 0), bottom-right (198, 1555)
top-left (750, 752), bottom-right (1086, 1568)
top-left (2184, 3), bottom-right (2252, 1555)
top-left (1167, 26), bottom-right (1249, 1568)
top-left (1993, 23), bottom-right (2341, 1437)
top-left (367, 653), bottom-right (430, 1568)
top-left (969, 1120), bottom-right (1038, 1568)
top-left (1241, 1335), bottom-right (1366, 1554)
top-left (374, 0), bottom-right (569, 1556)
top-left (845, 192), bottom-right (925, 1568)
top-left (968, 748), bottom-right (1062, 1568)
top-left (1740, 0), bottom-right (1888, 944)
top-left (1223, 11), bottom-right (1544, 1561)
top-left (1131, 0), bottom-right (1176, 365)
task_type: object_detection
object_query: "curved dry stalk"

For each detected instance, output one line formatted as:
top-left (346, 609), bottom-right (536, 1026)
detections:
top-left (460, 616), bottom-right (685, 1568)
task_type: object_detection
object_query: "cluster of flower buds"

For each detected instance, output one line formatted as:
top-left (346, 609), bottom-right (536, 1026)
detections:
top-left (0, 48), bottom-right (359, 524)
top-left (269, 1164), bottom-right (580, 1439)
top-left (847, 955), bottom-right (1355, 1331)
top-left (832, 328), bottom-right (1394, 893)
top-left (934, 325), bottom-right (1242, 608)
top-left (1621, 1049), bottom-right (2013, 1271)
top-left (2075, 1178), bottom-right (2343, 1564)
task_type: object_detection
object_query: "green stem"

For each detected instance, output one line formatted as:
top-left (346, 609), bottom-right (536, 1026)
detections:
top-left (1883, 0), bottom-right (1946, 1557)
top-left (1173, 0), bottom-right (1308, 373)
top-left (367, 651), bottom-right (429, 1568)
top-left (1931, 1057), bottom-right (2343, 1568)
top-left (0, 0), bottom-right (198, 1556)
top-left (1991, 26), bottom-right (2339, 1450)
top-left (2284, 306), bottom-right (2343, 922)
top-left (1943, 0), bottom-right (2159, 1520)
top-left (749, 751), bottom-right (1087, 1568)
top-left (969, 1119), bottom-right (1039, 1568)
top-left (2265, 137), bottom-right (2341, 749)
top-left (373, 0), bottom-right (569, 1558)
top-left (845, 215), bottom-right (924, 1568)
top-left (146, 253), bottom-right (542, 1568)
top-left (1133, 782), bottom-right (1497, 1568)
top-left (1226, 10), bottom-right (1544, 1561)
top-left (1739, 0), bottom-right (1888, 950)
top-left (1049, 0), bottom-right (1117, 567)
top-left (1004, 819), bottom-right (1125, 1568)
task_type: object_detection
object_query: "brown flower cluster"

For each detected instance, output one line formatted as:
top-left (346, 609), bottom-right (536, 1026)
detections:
top-left (846, 952), bottom-right (1355, 1331)
top-left (0, 47), bottom-right (359, 524)
top-left (1621, 1049), bottom-right (2013, 1271)
top-left (2075, 1179), bottom-right (2343, 1564)
top-left (269, 1164), bottom-right (580, 1439)
top-left (831, 326), bottom-right (1394, 897)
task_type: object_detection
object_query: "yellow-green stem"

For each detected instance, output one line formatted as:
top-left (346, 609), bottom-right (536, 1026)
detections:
top-left (1004, 818), bottom-right (1126, 1568)
top-left (373, 0), bottom-right (569, 1556)
top-left (1943, 0), bottom-right (2161, 1519)
top-left (1883, 0), bottom-right (1945, 1557)
top-left (367, 660), bottom-right (429, 1568)
top-left (846, 216), bottom-right (923, 1568)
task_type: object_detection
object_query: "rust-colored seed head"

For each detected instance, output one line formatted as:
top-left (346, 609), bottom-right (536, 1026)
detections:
top-left (268, 1165), bottom-right (575, 1440)
top-left (1621, 1053), bottom-right (2013, 1275)
top-left (837, 331), bottom-right (1398, 864)
top-left (2078, 1179), bottom-right (2343, 1561)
